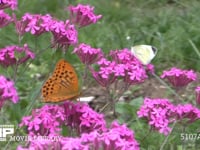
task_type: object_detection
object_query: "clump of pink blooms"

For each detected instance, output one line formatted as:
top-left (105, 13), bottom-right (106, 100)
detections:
top-left (0, 44), bottom-right (35, 67)
top-left (19, 105), bottom-right (66, 136)
top-left (73, 43), bottom-right (103, 65)
top-left (89, 48), bottom-right (149, 87)
top-left (63, 101), bottom-right (106, 134)
top-left (67, 4), bottom-right (102, 28)
top-left (137, 98), bottom-right (200, 135)
top-left (0, 75), bottom-right (18, 109)
top-left (18, 103), bottom-right (140, 150)
top-left (0, 10), bottom-right (12, 28)
top-left (195, 86), bottom-right (200, 105)
top-left (19, 102), bottom-right (106, 136)
top-left (13, 13), bottom-right (78, 49)
top-left (18, 122), bottom-right (140, 150)
top-left (0, 0), bottom-right (17, 10)
top-left (161, 67), bottom-right (197, 88)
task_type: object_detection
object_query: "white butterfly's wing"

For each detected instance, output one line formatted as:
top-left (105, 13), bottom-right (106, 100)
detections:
top-left (131, 45), bottom-right (157, 65)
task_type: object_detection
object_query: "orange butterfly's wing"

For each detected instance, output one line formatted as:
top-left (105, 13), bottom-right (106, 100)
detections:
top-left (42, 59), bottom-right (79, 103)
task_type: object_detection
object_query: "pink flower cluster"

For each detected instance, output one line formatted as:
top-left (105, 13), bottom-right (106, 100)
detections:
top-left (68, 4), bottom-right (102, 28)
top-left (19, 105), bottom-right (66, 136)
top-left (89, 48), bottom-right (148, 87)
top-left (0, 10), bottom-right (12, 28)
top-left (0, 0), bottom-right (17, 10)
top-left (19, 102), bottom-right (106, 136)
top-left (0, 75), bottom-right (18, 109)
top-left (74, 43), bottom-right (103, 65)
top-left (0, 44), bottom-right (35, 67)
top-left (161, 67), bottom-right (197, 88)
top-left (17, 121), bottom-right (140, 150)
top-left (14, 13), bottom-right (78, 49)
top-left (195, 86), bottom-right (200, 105)
top-left (137, 98), bottom-right (200, 135)
top-left (64, 101), bottom-right (106, 134)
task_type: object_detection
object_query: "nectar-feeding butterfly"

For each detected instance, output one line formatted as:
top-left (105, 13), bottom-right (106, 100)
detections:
top-left (131, 45), bottom-right (157, 65)
top-left (42, 59), bottom-right (80, 103)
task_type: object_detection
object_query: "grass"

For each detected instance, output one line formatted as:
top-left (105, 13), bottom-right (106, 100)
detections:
top-left (1, 0), bottom-right (200, 149)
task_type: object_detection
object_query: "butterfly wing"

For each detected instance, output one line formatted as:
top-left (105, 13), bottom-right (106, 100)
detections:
top-left (42, 59), bottom-right (79, 103)
top-left (131, 45), bottom-right (157, 65)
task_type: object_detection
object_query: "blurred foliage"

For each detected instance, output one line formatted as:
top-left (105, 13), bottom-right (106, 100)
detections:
top-left (1, 0), bottom-right (200, 149)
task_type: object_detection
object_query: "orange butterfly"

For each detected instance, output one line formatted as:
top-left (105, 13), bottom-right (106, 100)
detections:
top-left (42, 59), bottom-right (80, 103)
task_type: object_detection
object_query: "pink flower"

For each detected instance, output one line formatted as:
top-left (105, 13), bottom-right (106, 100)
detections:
top-left (0, 75), bottom-right (19, 109)
top-left (50, 20), bottom-right (78, 49)
top-left (146, 64), bottom-right (155, 74)
top-left (74, 43), bottom-right (103, 65)
top-left (175, 104), bottom-right (200, 123)
top-left (81, 121), bottom-right (140, 150)
top-left (19, 105), bottom-right (66, 136)
top-left (0, 44), bottom-right (35, 67)
top-left (138, 98), bottom-right (200, 135)
top-left (90, 49), bottom-right (148, 87)
top-left (63, 102), bottom-right (106, 134)
top-left (68, 4), bottom-right (102, 27)
top-left (0, 10), bottom-right (12, 28)
top-left (14, 13), bottom-right (51, 36)
top-left (195, 86), bottom-right (200, 105)
top-left (0, 0), bottom-right (17, 10)
top-left (90, 59), bottom-right (117, 87)
top-left (14, 13), bottom-right (78, 49)
top-left (137, 98), bottom-right (175, 135)
top-left (161, 67), bottom-right (197, 88)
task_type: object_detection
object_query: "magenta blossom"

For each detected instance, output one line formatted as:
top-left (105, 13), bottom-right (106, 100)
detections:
top-left (0, 10), bottom-right (12, 28)
top-left (18, 121), bottom-right (140, 150)
top-left (63, 101), bottom-right (106, 134)
top-left (91, 49), bottom-right (148, 87)
top-left (175, 104), bottom-right (200, 123)
top-left (138, 98), bottom-right (200, 135)
top-left (0, 75), bottom-right (19, 109)
top-left (195, 86), bottom-right (200, 105)
top-left (0, 44), bottom-right (35, 67)
top-left (80, 121), bottom-right (140, 150)
top-left (161, 67), bottom-right (197, 88)
top-left (19, 105), bottom-right (66, 136)
top-left (90, 58), bottom-right (117, 87)
top-left (13, 13), bottom-right (78, 49)
top-left (0, 0), bottom-right (17, 10)
top-left (50, 19), bottom-right (78, 49)
top-left (13, 13), bottom-right (52, 36)
top-left (137, 98), bottom-right (175, 135)
top-left (68, 4), bottom-right (102, 28)
top-left (74, 43), bottom-right (103, 65)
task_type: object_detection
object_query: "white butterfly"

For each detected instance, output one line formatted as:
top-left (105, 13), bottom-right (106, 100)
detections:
top-left (131, 45), bottom-right (157, 65)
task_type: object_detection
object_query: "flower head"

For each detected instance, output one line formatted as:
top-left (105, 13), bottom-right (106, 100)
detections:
top-left (64, 102), bottom-right (106, 134)
top-left (161, 67), bottom-right (197, 88)
top-left (0, 75), bottom-right (19, 109)
top-left (74, 43), bottom-right (103, 65)
top-left (138, 98), bottom-right (200, 135)
top-left (14, 13), bottom-right (78, 49)
top-left (90, 49), bottom-right (148, 87)
top-left (137, 98), bottom-right (175, 135)
top-left (0, 0), bottom-right (17, 10)
top-left (0, 10), bottom-right (12, 28)
top-left (50, 19), bottom-right (78, 49)
top-left (19, 105), bottom-right (66, 136)
top-left (0, 44), bottom-right (35, 67)
top-left (14, 13), bottom-right (52, 36)
top-left (68, 4), bottom-right (102, 28)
